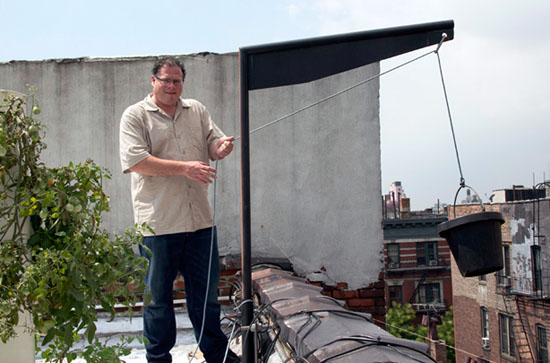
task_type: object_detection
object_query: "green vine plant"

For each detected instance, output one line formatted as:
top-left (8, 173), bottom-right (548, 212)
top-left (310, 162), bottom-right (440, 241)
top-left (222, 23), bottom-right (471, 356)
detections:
top-left (385, 302), bottom-right (428, 342)
top-left (386, 302), bottom-right (455, 363)
top-left (0, 93), bottom-right (150, 362)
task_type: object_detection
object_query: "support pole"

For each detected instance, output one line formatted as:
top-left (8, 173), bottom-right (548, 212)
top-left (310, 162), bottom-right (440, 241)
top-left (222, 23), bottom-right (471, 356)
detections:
top-left (239, 49), bottom-right (255, 363)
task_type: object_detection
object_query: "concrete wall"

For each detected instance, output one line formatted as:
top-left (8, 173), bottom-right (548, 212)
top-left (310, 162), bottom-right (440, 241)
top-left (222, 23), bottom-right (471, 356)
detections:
top-left (0, 53), bottom-right (382, 289)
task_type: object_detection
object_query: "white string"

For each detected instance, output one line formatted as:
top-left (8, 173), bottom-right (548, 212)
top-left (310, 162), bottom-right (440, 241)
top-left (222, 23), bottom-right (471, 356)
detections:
top-left (435, 37), bottom-right (465, 187)
top-left (222, 318), bottom-right (239, 363)
top-left (234, 44), bottom-right (438, 142)
top-left (374, 317), bottom-right (497, 363)
top-left (190, 158), bottom-right (220, 363)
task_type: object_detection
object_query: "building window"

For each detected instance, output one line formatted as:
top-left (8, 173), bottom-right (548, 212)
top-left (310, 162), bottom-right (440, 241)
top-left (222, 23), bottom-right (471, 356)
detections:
top-left (503, 244), bottom-right (511, 277)
top-left (388, 285), bottom-right (402, 306)
top-left (417, 283), bottom-right (441, 304)
top-left (417, 242), bottom-right (438, 266)
top-left (537, 324), bottom-right (548, 363)
top-left (499, 314), bottom-right (515, 357)
top-left (387, 243), bottom-right (400, 268)
top-left (497, 245), bottom-right (512, 287)
top-left (532, 245), bottom-right (542, 293)
top-left (481, 307), bottom-right (489, 339)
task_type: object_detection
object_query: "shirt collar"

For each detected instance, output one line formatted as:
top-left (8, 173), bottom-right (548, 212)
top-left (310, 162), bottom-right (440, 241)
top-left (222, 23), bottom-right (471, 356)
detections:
top-left (143, 94), bottom-right (191, 111)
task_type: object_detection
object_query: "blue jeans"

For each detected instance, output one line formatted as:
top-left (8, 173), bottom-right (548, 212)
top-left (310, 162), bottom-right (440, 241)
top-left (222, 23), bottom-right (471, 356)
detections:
top-left (140, 227), bottom-right (229, 363)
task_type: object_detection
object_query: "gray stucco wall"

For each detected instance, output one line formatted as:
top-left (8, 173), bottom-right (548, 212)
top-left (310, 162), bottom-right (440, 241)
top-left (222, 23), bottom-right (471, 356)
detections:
top-left (0, 53), bottom-right (382, 289)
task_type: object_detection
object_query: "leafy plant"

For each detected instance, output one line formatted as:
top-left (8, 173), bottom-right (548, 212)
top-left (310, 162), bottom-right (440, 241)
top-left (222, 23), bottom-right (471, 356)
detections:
top-left (386, 302), bottom-right (455, 362)
top-left (438, 306), bottom-right (455, 363)
top-left (385, 301), bottom-right (427, 342)
top-left (0, 93), bottom-right (149, 362)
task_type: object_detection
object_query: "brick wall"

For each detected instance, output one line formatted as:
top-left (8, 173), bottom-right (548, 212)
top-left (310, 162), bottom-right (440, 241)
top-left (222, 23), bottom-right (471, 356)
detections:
top-left (173, 268), bottom-right (241, 306)
top-left (454, 295), bottom-right (500, 362)
top-left (451, 203), bottom-right (550, 363)
top-left (171, 267), bottom-right (388, 326)
top-left (310, 273), bottom-right (387, 328)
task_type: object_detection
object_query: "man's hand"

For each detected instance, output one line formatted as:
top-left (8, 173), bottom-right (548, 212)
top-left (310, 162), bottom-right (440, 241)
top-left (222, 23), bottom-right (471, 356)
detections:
top-left (182, 161), bottom-right (217, 184)
top-left (211, 136), bottom-right (235, 160)
top-left (129, 156), bottom-right (219, 184)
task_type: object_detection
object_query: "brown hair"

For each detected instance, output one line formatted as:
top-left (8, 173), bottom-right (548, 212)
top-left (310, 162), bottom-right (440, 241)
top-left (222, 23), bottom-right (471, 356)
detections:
top-left (152, 56), bottom-right (186, 81)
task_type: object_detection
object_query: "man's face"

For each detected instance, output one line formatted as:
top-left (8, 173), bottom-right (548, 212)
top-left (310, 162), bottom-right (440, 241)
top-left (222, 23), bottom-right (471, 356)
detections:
top-left (151, 65), bottom-right (184, 107)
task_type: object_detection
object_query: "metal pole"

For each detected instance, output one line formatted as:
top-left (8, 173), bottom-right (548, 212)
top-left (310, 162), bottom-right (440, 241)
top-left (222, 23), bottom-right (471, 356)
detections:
top-left (239, 49), bottom-right (255, 363)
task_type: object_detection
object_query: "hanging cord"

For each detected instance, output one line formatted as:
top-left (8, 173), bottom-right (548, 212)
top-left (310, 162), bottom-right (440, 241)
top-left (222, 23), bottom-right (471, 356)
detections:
top-left (435, 34), bottom-right (485, 216)
top-left (190, 157), bottom-right (224, 363)
top-left (435, 33), bottom-right (465, 187)
top-left (222, 318), bottom-right (239, 363)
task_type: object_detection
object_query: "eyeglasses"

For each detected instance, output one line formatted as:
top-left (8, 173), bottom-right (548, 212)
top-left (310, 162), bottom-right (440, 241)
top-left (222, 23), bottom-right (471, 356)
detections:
top-left (154, 75), bottom-right (183, 86)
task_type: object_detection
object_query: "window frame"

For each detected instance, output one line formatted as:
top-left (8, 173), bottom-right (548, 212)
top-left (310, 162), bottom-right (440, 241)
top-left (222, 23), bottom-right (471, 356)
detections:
top-left (481, 307), bottom-right (489, 339)
top-left (532, 245), bottom-right (543, 293)
top-left (388, 285), bottom-right (402, 306)
top-left (416, 282), bottom-right (442, 305)
top-left (387, 243), bottom-right (400, 268)
top-left (499, 313), bottom-right (515, 358)
top-left (503, 244), bottom-right (511, 277)
top-left (416, 241), bottom-right (438, 266)
top-left (537, 324), bottom-right (548, 363)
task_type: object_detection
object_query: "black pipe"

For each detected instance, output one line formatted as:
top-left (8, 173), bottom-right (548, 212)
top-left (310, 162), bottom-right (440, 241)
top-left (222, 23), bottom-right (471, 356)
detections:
top-left (239, 49), bottom-right (255, 363)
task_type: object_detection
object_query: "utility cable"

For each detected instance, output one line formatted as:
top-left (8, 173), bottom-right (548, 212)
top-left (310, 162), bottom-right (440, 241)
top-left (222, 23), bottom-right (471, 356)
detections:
top-left (373, 317), bottom-right (498, 363)
top-left (435, 34), bottom-right (464, 187)
top-left (190, 158), bottom-right (223, 363)
top-left (435, 36), bottom-right (490, 215)
top-left (223, 318), bottom-right (239, 363)
top-left (314, 338), bottom-right (436, 363)
top-left (234, 41), bottom-right (441, 142)
top-left (295, 313), bottom-right (322, 357)
top-left (261, 327), bottom-right (282, 363)
top-left (241, 298), bottom-right (291, 353)
top-left (287, 308), bottom-right (372, 323)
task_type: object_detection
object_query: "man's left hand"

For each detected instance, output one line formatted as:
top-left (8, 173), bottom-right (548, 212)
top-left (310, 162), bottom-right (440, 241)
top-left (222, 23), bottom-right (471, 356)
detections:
top-left (213, 136), bottom-right (235, 160)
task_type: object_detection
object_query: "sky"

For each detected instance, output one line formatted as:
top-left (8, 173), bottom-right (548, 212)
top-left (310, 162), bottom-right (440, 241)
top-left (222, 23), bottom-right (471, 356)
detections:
top-left (2, 0), bottom-right (549, 211)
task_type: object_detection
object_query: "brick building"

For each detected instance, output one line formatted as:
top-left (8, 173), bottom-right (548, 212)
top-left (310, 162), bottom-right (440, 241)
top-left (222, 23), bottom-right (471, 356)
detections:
top-left (451, 187), bottom-right (550, 362)
top-left (383, 216), bottom-right (453, 320)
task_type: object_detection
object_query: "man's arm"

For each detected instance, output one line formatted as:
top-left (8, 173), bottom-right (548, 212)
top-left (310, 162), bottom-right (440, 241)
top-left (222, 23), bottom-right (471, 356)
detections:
top-left (129, 155), bottom-right (218, 184)
top-left (209, 136), bottom-right (235, 160)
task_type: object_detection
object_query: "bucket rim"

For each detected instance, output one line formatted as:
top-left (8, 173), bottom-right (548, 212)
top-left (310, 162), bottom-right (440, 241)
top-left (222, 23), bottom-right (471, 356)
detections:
top-left (437, 211), bottom-right (504, 235)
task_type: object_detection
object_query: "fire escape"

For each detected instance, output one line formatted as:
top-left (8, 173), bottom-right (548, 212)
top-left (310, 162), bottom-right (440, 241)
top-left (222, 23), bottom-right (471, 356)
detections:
top-left (502, 294), bottom-right (535, 362)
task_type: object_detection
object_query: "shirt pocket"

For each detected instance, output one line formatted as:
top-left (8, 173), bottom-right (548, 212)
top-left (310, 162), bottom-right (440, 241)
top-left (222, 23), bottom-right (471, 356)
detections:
top-left (149, 123), bottom-right (181, 159)
top-left (181, 126), bottom-right (207, 161)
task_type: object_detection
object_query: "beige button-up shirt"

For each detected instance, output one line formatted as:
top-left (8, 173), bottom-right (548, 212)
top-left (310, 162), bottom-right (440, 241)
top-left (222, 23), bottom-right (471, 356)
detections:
top-left (119, 95), bottom-right (225, 236)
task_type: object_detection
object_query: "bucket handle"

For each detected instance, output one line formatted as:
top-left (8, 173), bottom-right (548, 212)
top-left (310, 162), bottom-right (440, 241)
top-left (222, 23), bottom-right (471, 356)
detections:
top-left (452, 184), bottom-right (485, 218)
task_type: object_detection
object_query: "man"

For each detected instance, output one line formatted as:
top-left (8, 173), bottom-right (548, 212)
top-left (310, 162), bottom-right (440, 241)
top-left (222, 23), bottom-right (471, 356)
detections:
top-left (119, 56), bottom-right (239, 363)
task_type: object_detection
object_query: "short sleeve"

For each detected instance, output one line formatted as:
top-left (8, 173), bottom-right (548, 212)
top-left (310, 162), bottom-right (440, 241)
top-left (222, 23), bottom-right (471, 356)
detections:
top-left (119, 105), bottom-right (151, 173)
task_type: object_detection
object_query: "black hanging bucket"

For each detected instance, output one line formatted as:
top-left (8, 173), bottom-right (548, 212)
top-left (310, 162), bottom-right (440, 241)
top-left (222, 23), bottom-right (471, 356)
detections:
top-left (438, 211), bottom-right (505, 277)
